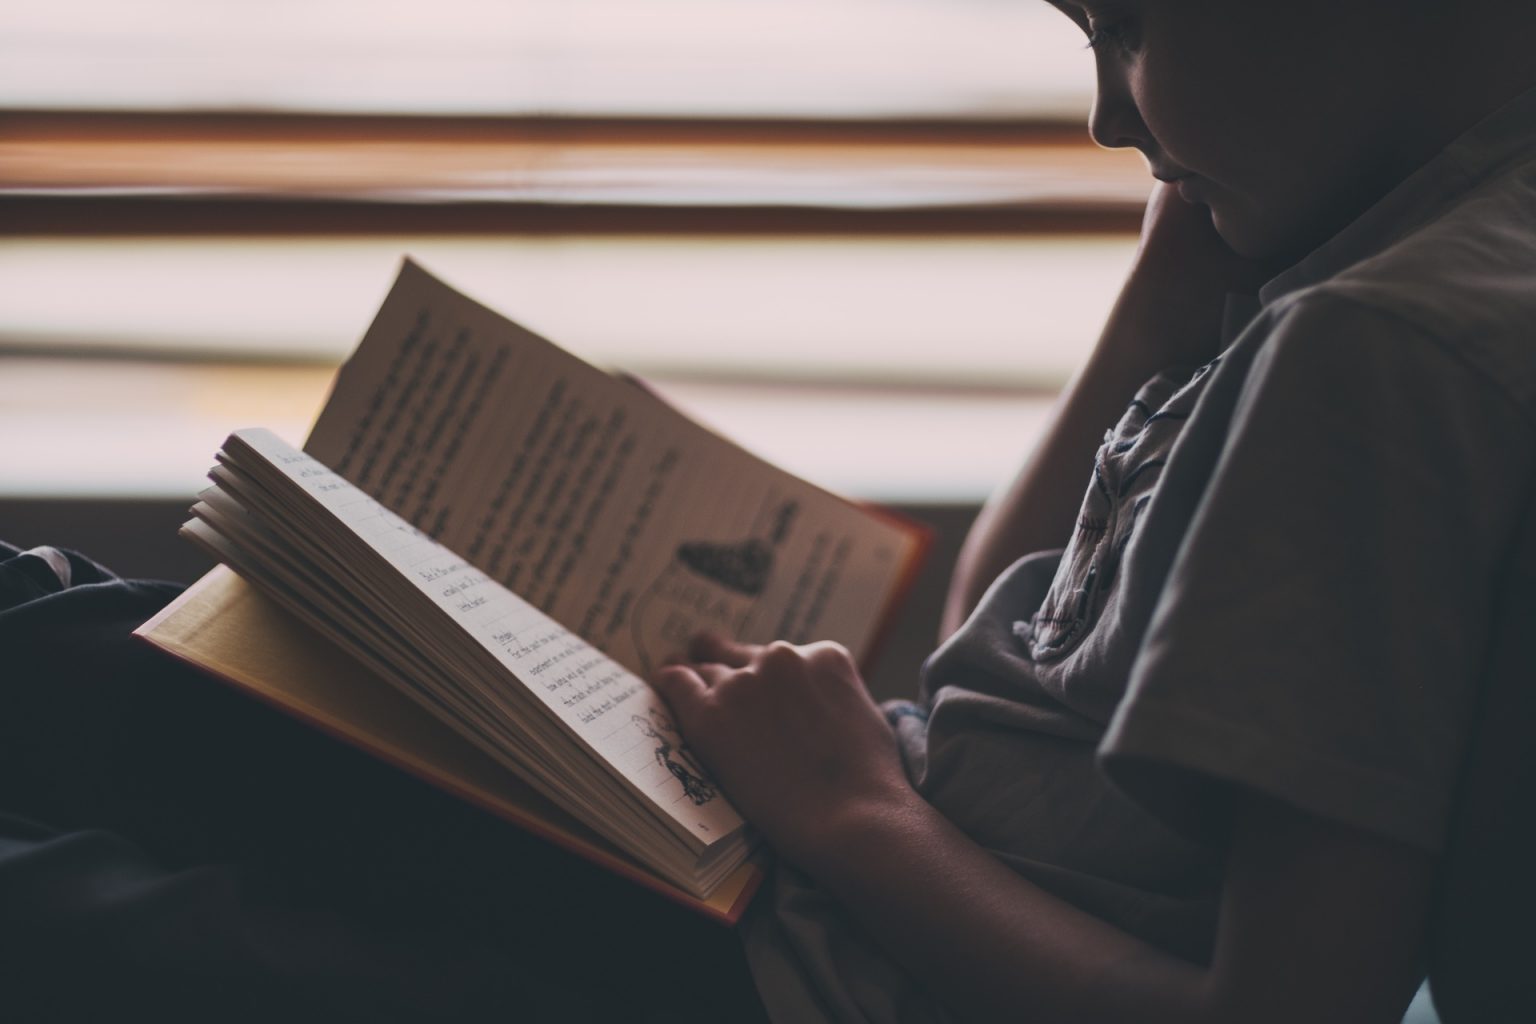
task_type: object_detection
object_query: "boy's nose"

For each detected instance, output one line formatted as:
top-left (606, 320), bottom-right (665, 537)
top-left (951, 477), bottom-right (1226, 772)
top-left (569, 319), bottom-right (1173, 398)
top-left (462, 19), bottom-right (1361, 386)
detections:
top-left (1088, 69), bottom-right (1150, 153)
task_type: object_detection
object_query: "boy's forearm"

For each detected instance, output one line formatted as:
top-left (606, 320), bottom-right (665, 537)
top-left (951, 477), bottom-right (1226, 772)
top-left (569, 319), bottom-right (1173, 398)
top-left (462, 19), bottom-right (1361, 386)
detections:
top-left (795, 788), bottom-right (1429, 1024)
top-left (798, 793), bottom-right (1212, 1024)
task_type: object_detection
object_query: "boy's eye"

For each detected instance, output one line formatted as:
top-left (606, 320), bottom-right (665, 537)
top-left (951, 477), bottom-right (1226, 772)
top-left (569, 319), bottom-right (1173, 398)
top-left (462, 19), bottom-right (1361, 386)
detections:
top-left (1084, 17), bottom-right (1139, 53)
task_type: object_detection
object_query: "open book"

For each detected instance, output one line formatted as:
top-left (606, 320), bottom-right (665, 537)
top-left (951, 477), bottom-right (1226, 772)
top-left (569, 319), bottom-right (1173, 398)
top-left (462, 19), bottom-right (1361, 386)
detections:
top-left (137, 261), bottom-right (928, 923)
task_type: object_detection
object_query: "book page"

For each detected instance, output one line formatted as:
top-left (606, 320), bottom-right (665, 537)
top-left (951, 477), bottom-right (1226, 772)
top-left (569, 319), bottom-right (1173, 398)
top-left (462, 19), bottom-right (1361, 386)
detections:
top-left (306, 260), bottom-right (923, 677)
top-left (230, 428), bottom-right (745, 849)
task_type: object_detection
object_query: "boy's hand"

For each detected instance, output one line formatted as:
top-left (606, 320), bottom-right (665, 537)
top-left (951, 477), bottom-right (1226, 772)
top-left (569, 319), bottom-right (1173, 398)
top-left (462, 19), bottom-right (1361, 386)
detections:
top-left (1136, 182), bottom-right (1275, 298)
top-left (1118, 182), bottom-right (1275, 368)
top-left (941, 183), bottom-right (1275, 636)
top-left (650, 633), bottom-right (915, 866)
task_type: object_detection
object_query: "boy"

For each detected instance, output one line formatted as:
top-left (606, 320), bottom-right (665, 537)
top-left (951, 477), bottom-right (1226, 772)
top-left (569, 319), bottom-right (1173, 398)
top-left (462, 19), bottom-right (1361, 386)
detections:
top-left (5, 2), bottom-right (1534, 1021)
top-left (653, 1), bottom-right (1536, 1021)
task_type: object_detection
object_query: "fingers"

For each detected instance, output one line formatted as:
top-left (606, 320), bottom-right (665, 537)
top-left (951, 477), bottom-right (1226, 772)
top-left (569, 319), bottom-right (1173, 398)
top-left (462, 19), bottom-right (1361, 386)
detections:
top-left (650, 663), bottom-right (708, 710)
top-left (654, 633), bottom-right (757, 722)
top-left (650, 659), bottom-right (736, 706)
top-left (800, 639), bottom-right (853, 666)
top-left (692, 661), bottom-right (735, 688)
top-left (688, 631), bottom-right (755, 667)
top-left (660, 634), bottom-right (854, 719)
top-left (677, 633), bottom-right (850, 680)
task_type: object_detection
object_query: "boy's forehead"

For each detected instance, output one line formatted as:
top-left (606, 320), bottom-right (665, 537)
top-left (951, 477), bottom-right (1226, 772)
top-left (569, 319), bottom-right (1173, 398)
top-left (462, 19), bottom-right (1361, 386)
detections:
top-left (1039, 0), bottom-right (1420, 49)
top-left (1041, 0), bottom-right (1087, 21)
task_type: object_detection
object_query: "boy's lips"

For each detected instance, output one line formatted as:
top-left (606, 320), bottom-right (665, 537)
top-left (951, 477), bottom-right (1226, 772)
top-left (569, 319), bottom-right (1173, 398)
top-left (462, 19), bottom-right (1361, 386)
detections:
top-left (1152, 169), bottom-right (1205, 202)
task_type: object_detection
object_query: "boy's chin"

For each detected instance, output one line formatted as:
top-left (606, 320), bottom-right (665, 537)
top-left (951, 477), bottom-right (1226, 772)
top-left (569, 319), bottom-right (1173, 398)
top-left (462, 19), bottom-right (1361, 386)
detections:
top-left (1210, 208), bottom-right (1300, 269)
top-left (1211, 192), bottom-right (1354, 273)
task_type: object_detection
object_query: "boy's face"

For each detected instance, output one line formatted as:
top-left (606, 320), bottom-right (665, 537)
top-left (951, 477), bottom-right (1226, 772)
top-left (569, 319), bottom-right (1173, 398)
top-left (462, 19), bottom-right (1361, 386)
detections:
top-left (1048, 0), bottom-right (1427, 263)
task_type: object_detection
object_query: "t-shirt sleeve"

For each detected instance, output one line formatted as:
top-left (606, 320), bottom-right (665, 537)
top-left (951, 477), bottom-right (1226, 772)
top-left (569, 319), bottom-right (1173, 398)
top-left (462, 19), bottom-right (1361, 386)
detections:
top-left (1099, 292), bottom-right (1533, 854)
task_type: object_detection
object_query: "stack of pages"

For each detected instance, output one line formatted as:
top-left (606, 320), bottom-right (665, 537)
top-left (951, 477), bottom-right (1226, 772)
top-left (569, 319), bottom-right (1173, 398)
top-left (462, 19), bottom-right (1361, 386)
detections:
top-left (139, 261), bottom-right (927, 920)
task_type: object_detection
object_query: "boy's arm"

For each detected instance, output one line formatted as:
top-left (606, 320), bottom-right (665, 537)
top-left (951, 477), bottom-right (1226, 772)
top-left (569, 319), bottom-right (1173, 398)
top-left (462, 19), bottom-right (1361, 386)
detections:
top-left (942, 186), bottom-right (1271, 637)
top-left (806, 781), bottom-right (1431, 1024)
top-left (653, 636), bottom-right (1432, 1024)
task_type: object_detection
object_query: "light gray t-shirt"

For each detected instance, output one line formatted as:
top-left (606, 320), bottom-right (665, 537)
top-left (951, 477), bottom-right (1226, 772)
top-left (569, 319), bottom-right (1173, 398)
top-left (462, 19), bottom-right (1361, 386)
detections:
top-left (745, 84), bottom-right (1536, 1023)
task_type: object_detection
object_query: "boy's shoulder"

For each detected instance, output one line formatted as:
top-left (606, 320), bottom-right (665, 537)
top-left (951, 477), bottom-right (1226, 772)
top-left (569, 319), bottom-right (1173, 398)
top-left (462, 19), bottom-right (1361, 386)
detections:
top-left (1262, 156), bottom-right (1536, 415)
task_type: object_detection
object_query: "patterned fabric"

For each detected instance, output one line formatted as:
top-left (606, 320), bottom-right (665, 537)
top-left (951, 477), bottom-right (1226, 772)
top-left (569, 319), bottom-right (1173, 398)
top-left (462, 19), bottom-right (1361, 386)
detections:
top-left (1025, 360), bottom-right (1217, 661)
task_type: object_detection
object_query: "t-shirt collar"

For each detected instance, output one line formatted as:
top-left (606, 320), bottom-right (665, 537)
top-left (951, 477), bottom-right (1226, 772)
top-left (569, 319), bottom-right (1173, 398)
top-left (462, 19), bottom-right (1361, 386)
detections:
top-left (1258, 83), bottom-right (1536, 308)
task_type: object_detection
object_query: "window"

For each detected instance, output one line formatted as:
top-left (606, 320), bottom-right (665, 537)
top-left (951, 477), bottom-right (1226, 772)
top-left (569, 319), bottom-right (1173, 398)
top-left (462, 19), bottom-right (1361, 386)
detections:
top-left (0, 0), bottom-right (1145, 501)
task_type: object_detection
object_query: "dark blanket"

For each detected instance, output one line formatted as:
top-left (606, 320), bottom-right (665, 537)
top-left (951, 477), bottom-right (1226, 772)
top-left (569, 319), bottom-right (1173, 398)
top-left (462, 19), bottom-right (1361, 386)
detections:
top-left (0, 541), bottom-right (765, 1023)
